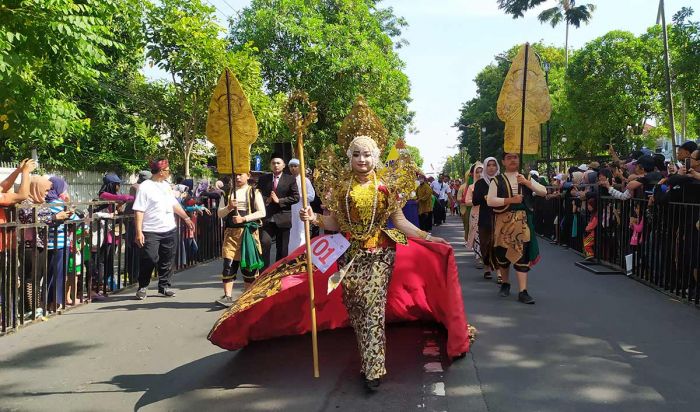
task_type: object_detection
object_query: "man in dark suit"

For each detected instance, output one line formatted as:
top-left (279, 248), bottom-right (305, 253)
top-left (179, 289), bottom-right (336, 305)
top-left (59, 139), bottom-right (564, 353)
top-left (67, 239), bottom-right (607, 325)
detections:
top-left (257, 154), bottom-right (300, 269)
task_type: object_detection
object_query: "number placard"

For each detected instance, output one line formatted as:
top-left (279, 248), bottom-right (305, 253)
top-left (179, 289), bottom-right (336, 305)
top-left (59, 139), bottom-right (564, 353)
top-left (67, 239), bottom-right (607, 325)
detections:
top-left (310, 234), bottom-right (350, 273)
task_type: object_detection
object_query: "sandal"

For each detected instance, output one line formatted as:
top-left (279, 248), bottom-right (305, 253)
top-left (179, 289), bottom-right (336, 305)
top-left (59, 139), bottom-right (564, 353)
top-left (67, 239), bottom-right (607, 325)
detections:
top-left (483, 271), bottom-right (493, 280)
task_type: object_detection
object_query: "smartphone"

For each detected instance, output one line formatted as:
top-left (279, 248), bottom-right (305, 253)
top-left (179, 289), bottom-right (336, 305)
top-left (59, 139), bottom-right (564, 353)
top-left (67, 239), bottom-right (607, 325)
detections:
top-left (686, 158), bottom-right (692, 171)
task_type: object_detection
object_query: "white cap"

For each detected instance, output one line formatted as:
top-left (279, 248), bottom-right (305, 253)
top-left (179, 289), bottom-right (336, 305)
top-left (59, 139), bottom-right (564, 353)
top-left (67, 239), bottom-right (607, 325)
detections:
top-left (289, 158), bottom-right (300, 166)
top-left (578, 164), bottom-right (589, 171)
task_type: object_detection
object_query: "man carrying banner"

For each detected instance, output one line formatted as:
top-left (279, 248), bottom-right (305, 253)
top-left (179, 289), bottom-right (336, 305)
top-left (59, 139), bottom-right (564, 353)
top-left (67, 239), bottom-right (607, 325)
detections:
top-left (216, 171), bottom-right (265, 307)
top-left (487, 152), bottom-right (546, 304)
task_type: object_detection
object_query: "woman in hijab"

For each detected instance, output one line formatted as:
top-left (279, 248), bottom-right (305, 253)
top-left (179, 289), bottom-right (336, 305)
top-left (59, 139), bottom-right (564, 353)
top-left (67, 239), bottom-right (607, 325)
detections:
top-left (46, 176), bottom-right (77, 310)
top-left (97, 174), bottom-right (134, 293)
top-left (18, 177), bottom-right (71, 316)
top-left (457, 165), bottom-right (475, 247)
top-left (472, 157), bottom-right (501, 282)
top-left (464, 162), bottom-right (485, 269)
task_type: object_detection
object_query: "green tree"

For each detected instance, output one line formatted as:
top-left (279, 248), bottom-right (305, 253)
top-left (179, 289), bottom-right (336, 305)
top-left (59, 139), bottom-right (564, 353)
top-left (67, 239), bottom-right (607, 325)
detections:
top-left (145, 0), bottom-right (228, 177)
top-left (537, 0), bottom-right (596, 67)
top-left (565, 31), bottom-right (663, 155)
top-left (671, 7), bottom-right (700, 138)
top-left (229, 0), bottom-right (413, 165)
top-left (0, 0), bottom-right (120, 163)
top-left (405, 144), bottom-right (423, 168)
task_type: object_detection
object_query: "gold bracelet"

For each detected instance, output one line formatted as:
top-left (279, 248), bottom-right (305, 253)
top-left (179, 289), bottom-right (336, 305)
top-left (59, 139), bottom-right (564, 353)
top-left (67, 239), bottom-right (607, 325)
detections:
top-left (417, 230), bottom-right (429, 240)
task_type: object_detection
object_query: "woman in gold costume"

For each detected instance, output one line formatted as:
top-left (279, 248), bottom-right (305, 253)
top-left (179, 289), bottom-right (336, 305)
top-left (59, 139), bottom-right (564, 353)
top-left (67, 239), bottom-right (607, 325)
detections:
top-left (300, 97), bottom-right (450, 391)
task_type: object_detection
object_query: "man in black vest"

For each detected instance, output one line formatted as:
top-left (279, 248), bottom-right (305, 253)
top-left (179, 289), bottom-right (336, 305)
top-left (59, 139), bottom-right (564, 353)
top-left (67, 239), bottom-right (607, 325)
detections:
top-left (257, 154), bottom-right (300, 269)
top-left (487, 152), bottom-right (547, 304)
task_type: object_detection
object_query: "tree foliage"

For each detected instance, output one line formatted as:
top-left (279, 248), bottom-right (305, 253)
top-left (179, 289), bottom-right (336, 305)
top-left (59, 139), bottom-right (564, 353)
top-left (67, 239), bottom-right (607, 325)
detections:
top-left (0, 0), bottom-right (120, 164)
top-left (228, 0), bottom-right (413, 165)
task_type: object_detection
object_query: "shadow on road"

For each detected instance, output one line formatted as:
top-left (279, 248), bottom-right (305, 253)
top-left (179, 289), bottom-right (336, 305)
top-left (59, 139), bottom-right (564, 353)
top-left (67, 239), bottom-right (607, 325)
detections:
top-left (105, 325), bottom-right (444, 411)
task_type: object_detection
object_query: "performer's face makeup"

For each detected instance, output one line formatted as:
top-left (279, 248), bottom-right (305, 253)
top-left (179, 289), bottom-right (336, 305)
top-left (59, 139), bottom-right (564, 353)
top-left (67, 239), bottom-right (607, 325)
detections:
top-left (351, 150), bottom-right (374, 174)
top-left (486, 160), bottom-right (498, 176)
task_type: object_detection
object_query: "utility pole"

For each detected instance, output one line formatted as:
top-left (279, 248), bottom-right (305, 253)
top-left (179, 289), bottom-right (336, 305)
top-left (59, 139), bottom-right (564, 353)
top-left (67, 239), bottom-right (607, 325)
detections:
top-left (658, 0), bottom-right (678, 162)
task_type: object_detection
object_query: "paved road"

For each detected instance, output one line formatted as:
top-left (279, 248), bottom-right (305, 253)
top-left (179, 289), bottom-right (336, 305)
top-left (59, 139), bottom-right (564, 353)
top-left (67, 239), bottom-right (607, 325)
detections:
top-left (2, 215), bottom-right (700, 411)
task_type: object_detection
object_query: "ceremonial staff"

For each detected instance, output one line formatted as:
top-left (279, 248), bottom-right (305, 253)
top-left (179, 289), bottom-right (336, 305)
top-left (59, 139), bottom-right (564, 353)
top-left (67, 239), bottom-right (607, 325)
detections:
top-left (284, 91), bottom-right (320, 377)
top-left (519, 42), bottom-right (530, 173)
top-left (225, 69), bottom-right (237, 202)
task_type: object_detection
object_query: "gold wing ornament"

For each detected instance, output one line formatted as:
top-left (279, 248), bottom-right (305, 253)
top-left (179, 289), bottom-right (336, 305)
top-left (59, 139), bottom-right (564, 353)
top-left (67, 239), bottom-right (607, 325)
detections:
top-left (496, 44), bottom-right (552, 155)
top-left (205, 69), bottom-right (258, 174)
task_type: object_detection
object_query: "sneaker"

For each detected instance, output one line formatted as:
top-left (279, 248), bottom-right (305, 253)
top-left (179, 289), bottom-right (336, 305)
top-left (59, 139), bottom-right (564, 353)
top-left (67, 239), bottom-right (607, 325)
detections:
top-left (518, 290), bottom-right (536, 304)
top-left (136, 288), bottom-right (148, 300)
top-left (216, 296), bottom-right (235, 307)
top-left (483, 271), bottom-right (493, 280)
top-left (499, 283), bottom-right (511, 297)
top-left (158, 288), bottom-right (176, 297)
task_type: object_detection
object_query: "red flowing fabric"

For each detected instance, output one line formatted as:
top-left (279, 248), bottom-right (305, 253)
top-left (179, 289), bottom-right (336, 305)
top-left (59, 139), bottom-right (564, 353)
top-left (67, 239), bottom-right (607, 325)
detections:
top-left (208, 238), bottom-right (470, 358)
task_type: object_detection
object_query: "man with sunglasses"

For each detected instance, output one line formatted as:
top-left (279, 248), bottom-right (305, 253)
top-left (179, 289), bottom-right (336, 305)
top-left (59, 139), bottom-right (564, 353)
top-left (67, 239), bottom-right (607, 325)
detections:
top-left (133, 158), bottom-right (194, 300)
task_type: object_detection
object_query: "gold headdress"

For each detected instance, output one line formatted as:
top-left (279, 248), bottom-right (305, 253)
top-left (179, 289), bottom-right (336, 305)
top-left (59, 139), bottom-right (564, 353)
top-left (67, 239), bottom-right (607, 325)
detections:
top-left (337, 96), bottom-right (389, 152)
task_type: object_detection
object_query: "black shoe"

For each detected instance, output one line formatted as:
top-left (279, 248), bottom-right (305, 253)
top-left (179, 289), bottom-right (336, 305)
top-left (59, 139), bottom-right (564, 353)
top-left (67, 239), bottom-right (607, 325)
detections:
top-left (518, 290), bottom-right (535, 304)
top-left (158, 288), bottom-right (176, 297)
top-left (216, 296), bottom-right (234, 307)
top-left (483, 271), bottom-right (493, 280)
top-left (499, 283), bottom-right (511, 297)
top-left (364, 378), bottom-right (380, 392)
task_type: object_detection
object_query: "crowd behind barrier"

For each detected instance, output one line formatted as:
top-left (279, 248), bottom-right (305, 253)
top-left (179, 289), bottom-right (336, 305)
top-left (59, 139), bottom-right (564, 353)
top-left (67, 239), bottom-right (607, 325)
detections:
top-left (533, 183), bottom-right (700, 306)
top-left (0, 198), bottom-right (223, 334)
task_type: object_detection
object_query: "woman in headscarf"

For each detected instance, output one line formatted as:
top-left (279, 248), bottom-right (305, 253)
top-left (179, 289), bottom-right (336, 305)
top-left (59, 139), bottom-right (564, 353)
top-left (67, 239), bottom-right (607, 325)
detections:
top-left (18, 177), bottom-right (71, 316)
top-left (97, 174), bottom-right (134, 292)
top-left (464, 162), bottom-right (484, 269)
top-left (472, 157), bottom-right (501, 281)
top-left (457, 165), bottom-right (475, 247)
top-left (46, 176), bottom-right (80, 310)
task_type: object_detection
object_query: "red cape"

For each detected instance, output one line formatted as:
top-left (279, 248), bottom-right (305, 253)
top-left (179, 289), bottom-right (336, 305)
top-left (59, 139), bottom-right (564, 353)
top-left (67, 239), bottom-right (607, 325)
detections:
top-left (208, 238), bottom-right (471, 358)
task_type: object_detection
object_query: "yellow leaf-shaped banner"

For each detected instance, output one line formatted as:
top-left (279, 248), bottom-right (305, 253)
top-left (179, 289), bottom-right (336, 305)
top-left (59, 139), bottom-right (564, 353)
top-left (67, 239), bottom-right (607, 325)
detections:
top-left (206, 69), bottom-right (258, 174)
top-left (496, 44), bottom-right (551, 155)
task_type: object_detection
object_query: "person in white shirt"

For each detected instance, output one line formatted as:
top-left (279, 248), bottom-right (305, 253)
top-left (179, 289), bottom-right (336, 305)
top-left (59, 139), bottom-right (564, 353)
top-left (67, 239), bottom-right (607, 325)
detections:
top-left (133, 158), bottom-right (194, 300)
top-left (487, 152), bottom-right (546, 304)
top-left (215, 171), bottom-right (266, 307)
top-left (287, 158), bottom-right (316, 254)
top-left (430, 175), bottom-right (449, 225)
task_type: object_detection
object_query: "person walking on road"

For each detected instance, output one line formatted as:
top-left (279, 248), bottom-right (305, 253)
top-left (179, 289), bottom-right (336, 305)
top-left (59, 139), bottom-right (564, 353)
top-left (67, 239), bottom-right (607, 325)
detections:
top-left (133, 158), bottom-right (194, 300)
top-left (487, 152), bottom-right (546, 304)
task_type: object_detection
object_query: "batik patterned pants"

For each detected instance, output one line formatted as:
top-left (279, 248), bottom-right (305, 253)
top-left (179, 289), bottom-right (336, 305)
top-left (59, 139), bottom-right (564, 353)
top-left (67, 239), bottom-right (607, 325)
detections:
top-left (341, 248), bottom-right (396, 380)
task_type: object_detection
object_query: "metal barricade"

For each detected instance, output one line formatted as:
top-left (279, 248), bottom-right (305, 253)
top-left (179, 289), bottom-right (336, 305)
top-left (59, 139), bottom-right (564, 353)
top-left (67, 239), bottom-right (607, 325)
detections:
top-left (1, 199), bottom-right (224, 335)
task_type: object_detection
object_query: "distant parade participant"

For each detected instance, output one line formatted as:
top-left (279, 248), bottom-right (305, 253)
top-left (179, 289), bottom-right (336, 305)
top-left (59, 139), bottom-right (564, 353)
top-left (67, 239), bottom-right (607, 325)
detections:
top-left (473, 157), bottom-right (501, 282)
top-left (487, 152), bottom-right (546, 304)
top-left (287, 158), bottom-right (316, 254)
top-left (216, 171), bottom-right (265, 307)
top-left (133, 158), bottom-right (194, 300)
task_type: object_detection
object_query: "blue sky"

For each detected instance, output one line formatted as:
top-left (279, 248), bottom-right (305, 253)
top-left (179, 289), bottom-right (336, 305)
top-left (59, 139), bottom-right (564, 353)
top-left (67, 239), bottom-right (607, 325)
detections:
top-left (145, 0), bottom-right (690, 172)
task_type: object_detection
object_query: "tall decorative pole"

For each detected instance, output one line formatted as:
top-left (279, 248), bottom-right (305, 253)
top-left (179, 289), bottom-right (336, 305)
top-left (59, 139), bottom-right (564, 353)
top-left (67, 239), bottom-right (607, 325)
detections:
top-left (519, 43), bottom-right (530, 173)
top-left (224, 69), bottom-right (237, 201)
top-left (658, 0), bottom-right (678, 162)
top-left (284, 91), bottom-right (320, 378)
